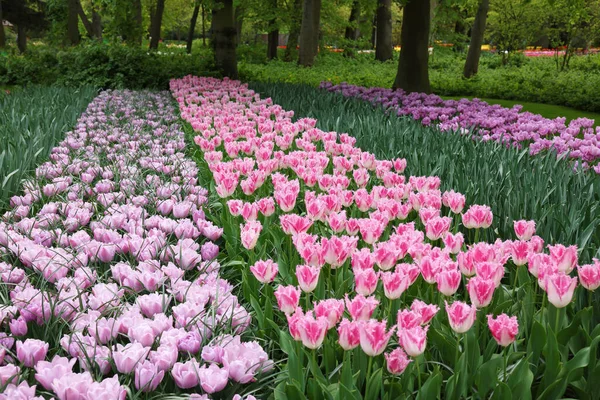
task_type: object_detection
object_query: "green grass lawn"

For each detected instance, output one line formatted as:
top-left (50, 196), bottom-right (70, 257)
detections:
top-left (442, 96), bottom-right (600, 126)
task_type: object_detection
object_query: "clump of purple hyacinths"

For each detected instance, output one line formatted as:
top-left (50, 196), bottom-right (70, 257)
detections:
top-left (0, 90), bottom-right (270, 399)
top-left (320, 82), bottom-right (600, 174)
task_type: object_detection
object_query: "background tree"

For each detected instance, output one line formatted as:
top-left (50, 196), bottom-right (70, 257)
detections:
top-left (187, 0), bottom-right (201, 53)
top-left (0, 0), bottom-right (6, 48)
top-left (149, 0), bottom-right (166, 48)
top-left (284, 0), bottom-right (302, 61)
top-left (298, 0), bottom-right (321, 66)
top-left (344, 0), bottom-right (360, 40)
top-left (463, 0), bottom-right (489, 77)
top-left (213, 0), bottom-right (238, 78)
top-left (393, 0), bottom-right (431, 93)
top-left (375, 0), bottom-right (392, 61)
top-left (267, 0), bottom-right (278, 59)
top-left (67, 0), bottom-right (80, 44)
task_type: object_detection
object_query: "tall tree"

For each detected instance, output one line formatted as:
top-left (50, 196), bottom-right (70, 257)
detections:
top-left (267, 0), bottom-right (278, 59)
top-left (0, 0), bottom-right (6, 48)
top-left (75, 0), bottom-right (101, 40)
top-left (17, 24), bottom-right (27, 52)
top-left (149, 0), bottom-right (166, 49)
top-left (284, 0), bottom-right (302, 61)
top-left (67, 0), bottom-right (80, 45)
top-left (91, 1), bottom-right (102, 39)
top-left (463, 0), bottom-right (489, 77)
top-left (213, 0), bottom-right (238, 78)
top-left (375, 0), bottom-right (392, 61)
top-left (132, 0), bottom-right (142, 44)
top-left (344, 0), bottom-right (360, 40)
top-left (234, 5), bottom-right (243, 45)
top-left (393, 0), bottom-right (431, 93)
top-left (298, 0), bottom-right (321, 66)
top-left (187, 0), bottom-right (201, 53)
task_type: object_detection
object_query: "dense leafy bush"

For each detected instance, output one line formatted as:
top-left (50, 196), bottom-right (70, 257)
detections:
top-left (240, 50), bottom-right (600, 112)
top-left (0, 43), bottom-right (217, 89)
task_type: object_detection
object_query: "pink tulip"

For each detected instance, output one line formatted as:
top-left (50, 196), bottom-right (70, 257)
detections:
top-left (0, 364), bottom-right (20, 387)
top-left (359, 319), bottom-right (395, 356)
top-left (442, 190), bottom-right (466, 213)
top-left (436, 268), bottom-right (462, 296)
top-left (274, 285), bottom-right (301, 315)
top-left (510, 241), bottom-right (531, 266)
top-left (457, 251), bottom-right (476, 276)
top-left (296, 264), bottom-right (321, 293)
top-left (257, 197), bottom-right (276, 216)
top-left (475, 261), bottom-right (505, 287)
top-left (444, 232), bottom-right (464, 254)
top-left (51, 371), bottom-right (94, 400)
top-left (462, 205), bottom-right (493, 229)
top-left (467, 277), bottom-right (496, 308)
top-left (545, 273), bottom-right (578, 308)
top-left (487, 314), bottom-right (518, 346)
top-left (385, 347), bottom-right (412, 375)
top-left (410, 300), bottom-right (439, 325)
top-left (298, 315), bottom-right (329, 349)
top-left (354, 267), bottom-right (379, 296)
top-left (578, 259), bottom-right (600, 290)
top-left (548, 244), bottom-right (578, 273)
top-left (338, 318), bottom-right (360, 350)
top-left (514, 220), bottom-right (536, 241)
top-left (445, 301), bottom-right (477, 334)
top-left (240, 220), bottom-right (262, 250)
top-left (113, 342), bottom-right (150, 374)
top-left (35, 355), bottom-right (76, 390)
top-left (227, 199), bottom-right (243, 216)
top-left (398, 325), bottom-right (428, 357)
top-left (16, 339), bottom-right (48, 367)
top-left (249, 259), bottom-right (279, 283)
top-left (280, 214), bottom-right (313, 236)
top-left (9, 316), bottom-right (27, 336)
top-left (287, 308), bottom-right (305, 341)
top-left (345, 294), bottom-right (379, 321)
top-left (380, 271), bottom-right (411, 299)
top-left (171, 360), bottom-right (200, 389)
top-left (425, 216), bottom-right (452, 241)
top-left (198, 364), bottom-right (229, 394)
top-left (313, 299), bottom-right (345, 329)
top-left (373, 241), bottom-right (399, 271)
top-left (135, 360), bottom-right (165, 392)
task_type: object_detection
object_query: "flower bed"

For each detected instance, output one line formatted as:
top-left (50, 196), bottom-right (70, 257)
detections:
top-left (320, 82), bottom-right (600, 173)
top-left (0, 90), bottom-right (270, 399)
top-left (173, 75), bottom-right (600, 399)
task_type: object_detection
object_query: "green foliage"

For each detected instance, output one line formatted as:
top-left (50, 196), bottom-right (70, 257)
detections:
top-left (0, 86), bottom-right (98, 207)
top-left (0, 43), bottom-right (217, 89)
top-left (239, 49), bottom-right (600, 113)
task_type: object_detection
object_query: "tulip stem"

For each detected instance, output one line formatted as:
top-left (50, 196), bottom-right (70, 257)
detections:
top-left (554, 306), bottom-right (561, 334)
top-left (455, 334), bottom-right (461, 368)
top-left (366, 356), bottom-right (373, 388)
top-left (415, 356), bottom-right (422, 392)
top-left (503, 347), bottom-right (508, 382)
top-left (512, 268), bottom-right (519, 293)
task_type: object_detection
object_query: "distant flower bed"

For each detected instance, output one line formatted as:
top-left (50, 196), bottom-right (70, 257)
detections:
top-left (320, 82), bottom-right (600, 173)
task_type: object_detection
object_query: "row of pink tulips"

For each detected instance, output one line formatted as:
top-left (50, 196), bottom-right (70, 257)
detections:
top-left (0, 91), bottom-right (268, 399)
top-left (172, 75), bottom-right (599, 397)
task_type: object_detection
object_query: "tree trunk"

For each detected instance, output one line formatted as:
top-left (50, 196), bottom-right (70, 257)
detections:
top-left (375, 0), bottom-right (392, 61)
top-left (133, 0), bottom-right (142, 44)
top-left (267, 0), bottom-right (278, 60)
top-left (202, 3), bottom-right (206, 46)
top-left (75, 0), bottom-right (94, 38)
top-left (213, 0), bottom-right (238, 78)
top-left (234, 6), bottom-right (243, 45)
top-left (284, 0), bottom-right (302, 61)
top-left (67, 0), bottom-right (80, 45)
top-left (298, 0), bottom-right (321, 66)
top-left (0, 1), bottom-right (6, 49)
top-left (149, 0), bottom-right (165, 49)
top-left (345, 0), bottom-right (360, 41)
top-left (371, 12), bottom-right (377, 49)
top-left (91, 7), bottom-right (102, 40)
top-left (17, 24), bottom-right (26, 53)
top-left (187, 2), bottom-right (200, 53)
top-left (463, 0), bottom-right (489, 78)
top-left (393, 0), bottom-right (431, 93)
